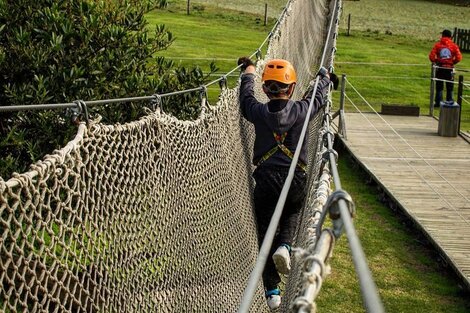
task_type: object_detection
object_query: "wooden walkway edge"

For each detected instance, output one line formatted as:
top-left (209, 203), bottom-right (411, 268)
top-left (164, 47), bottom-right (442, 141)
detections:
top-left (337, 113), bottom-right (470, 290)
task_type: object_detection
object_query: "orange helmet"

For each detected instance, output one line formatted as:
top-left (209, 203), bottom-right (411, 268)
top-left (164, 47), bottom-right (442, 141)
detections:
top-left (262, 59), bottom-right (297, 85)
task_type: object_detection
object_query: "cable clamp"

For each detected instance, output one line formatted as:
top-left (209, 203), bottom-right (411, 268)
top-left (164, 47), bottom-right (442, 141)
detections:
top-left (323, 111), bottom-right (333, 123)
top-left (151, 94), bottom-right (162, 111)
top-left (290, 296), bottom-right (312, 313)
top-left (218, 76), bottom-right (227, 90)
top-left (322, 129), bottom-right (334, 145)
top-left (316, 189), bottom-right (356, 239)
top-left (199, 85), bottom-right (208, 101)
top-left (255, 49), bottom-right (263, 60)
top-left (322, 148), bottom-right (338, 164)
top-left (68, 100), bottom-right (89, 125)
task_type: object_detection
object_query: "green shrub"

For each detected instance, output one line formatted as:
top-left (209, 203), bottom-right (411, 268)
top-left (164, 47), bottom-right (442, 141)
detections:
top-left (0, 0), bottom-right (217, 178)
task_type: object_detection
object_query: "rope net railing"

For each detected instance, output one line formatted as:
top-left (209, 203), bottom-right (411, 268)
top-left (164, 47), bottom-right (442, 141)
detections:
top-left (0, 0), bottom-right (380, 312)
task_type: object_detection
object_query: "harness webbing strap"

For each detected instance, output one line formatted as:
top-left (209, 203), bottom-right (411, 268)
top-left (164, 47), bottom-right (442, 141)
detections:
top-left (256, 131), bottom-right (307, 171)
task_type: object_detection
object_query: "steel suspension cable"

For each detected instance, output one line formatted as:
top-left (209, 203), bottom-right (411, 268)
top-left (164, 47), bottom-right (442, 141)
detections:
top-left (305, 1), bottom-right (383, 310)
top-left (323, 99), bottom-right (384, 313)
top-left (0, 89), bottom-right (203, 113)
top-left (345, 81), bottom-right (470, 225)
top-left (349, 75), bottom-right (430, 80)
top-left (318, 4), bottom-right (384, 307)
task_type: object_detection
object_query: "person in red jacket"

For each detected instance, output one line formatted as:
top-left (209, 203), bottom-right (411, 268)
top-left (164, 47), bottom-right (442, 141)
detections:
top-left (429, 29), bottom-right (462, 107)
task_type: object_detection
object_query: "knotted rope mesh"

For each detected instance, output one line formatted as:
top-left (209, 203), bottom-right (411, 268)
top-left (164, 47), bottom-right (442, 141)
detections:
top-left (0, 0), bottom-right (337, 311)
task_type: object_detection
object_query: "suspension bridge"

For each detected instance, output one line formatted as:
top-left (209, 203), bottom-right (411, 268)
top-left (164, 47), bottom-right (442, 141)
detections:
top-left (0, 0), bottom-right (468, 312)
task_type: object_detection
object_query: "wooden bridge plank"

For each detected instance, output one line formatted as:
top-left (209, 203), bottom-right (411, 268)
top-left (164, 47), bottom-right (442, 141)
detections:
top-left (338, 113), bottom-right (470, 290)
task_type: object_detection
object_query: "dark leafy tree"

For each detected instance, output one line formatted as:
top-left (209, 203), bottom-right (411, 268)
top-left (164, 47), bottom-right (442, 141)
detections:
top-left (0, 0), bottom-right (217, 178)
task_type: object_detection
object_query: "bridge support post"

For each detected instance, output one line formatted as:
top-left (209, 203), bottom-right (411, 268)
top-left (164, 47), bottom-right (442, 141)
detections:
top-left (429, 64), bottom-right (436, 116)
top-left (457, 75), bottom-right (464, 135)
top-left (338, 74), bottom-right (347, 139)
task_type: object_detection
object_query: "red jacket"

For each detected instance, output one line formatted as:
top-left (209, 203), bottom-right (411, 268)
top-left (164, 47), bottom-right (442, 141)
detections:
top-left (429, 37), bottom-right (462, 68)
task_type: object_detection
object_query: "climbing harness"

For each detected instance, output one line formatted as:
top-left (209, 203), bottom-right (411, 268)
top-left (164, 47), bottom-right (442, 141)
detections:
top-left (256, 131), bottom-right (307, 172)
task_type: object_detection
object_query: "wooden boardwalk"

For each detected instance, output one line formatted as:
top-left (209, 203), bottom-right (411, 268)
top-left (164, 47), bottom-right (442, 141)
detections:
top-left (338, 112), bottom-right (470, 289)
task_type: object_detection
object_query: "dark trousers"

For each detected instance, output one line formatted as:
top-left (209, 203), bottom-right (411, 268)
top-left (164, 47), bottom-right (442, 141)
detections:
top-left (435, 67), bottom-right (454, 106)
top-left (253, 165), bottom-right (307, 291)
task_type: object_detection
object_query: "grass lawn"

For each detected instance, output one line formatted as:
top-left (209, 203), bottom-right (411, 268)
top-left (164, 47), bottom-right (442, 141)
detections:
top-left (181, 0), bottom-right (287, 18)
top-left (145, 0), bottom-right (470, 311)
top-left (336, 0), bottom-right (470, 130)
top-left (333, 30), bottom-right (470, 130)
top-left (147, 0), bottom-right (277, 99)
top-left (339, 0), bottom-right (470, 41)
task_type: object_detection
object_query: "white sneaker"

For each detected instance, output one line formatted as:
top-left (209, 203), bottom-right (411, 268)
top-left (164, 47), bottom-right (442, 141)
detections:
top-left (273, 245), bottom-right (291, 275)
top-left (266, 294), bottom-right (281, 310)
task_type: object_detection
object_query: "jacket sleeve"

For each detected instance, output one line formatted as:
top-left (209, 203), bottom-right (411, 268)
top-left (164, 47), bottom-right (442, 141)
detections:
top-left (299, 76), bottom-right (331, 120)
top-left (239, 73), bottom-right (264, 122)
top-left (429, 43), bottom-right (438, 63)
top-left (453, 43), bottom-right (462, 64)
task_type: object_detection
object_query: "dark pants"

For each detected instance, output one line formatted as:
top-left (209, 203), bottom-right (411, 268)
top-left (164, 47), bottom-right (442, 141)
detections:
top-left (435, 67), bottom-right (454, 106)
top-left (253, 165), bottom-right (307, 291)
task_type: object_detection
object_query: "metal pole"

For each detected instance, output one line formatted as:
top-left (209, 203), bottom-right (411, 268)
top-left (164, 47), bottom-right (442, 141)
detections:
top-left (347, 14), bottom-right (351, 36)
top-left (339, 74), bottom-right (346, 112)
top-left (324, 112), bottom-right (384, 313)
top-left (457, 75), bottom-right (463, 135)
top-left (264, 3), bottom-right (268, 26)
top-left (339, 74), bottom-right (347, 139)
top-left (430, 64), bottom-right (436, 116)
top-left (187, 0), bottom-right (190, 15)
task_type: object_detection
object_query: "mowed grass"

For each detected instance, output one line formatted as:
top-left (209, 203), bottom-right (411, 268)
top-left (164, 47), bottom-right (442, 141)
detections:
top-left (336, 0), bottom-right (470, 130)
top-left (333, 30), bottom-right (470, 130)
top-left (145, 0), bottom-right (470, 311)
top-left (181, 0), bottom-right (287, 18)
top-left (146, 0), bottom-right (278, 99)
top-left (339, 0), bottom-right (470, 41)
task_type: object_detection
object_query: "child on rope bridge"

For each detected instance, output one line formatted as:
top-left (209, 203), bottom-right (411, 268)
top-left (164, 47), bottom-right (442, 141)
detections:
top-left (237, 57), bottom-right (337, 310)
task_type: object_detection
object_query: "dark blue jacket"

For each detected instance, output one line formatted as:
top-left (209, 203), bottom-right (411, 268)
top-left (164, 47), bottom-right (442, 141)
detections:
top-left (239, 73), bottom-right (330, 168)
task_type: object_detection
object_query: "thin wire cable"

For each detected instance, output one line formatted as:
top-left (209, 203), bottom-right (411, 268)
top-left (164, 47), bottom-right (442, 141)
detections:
top-left (431, 78), bottom-right (461, 85)
top-left (345, 81), bottom-right (470, 225)
top-left (320, 7), bottom-right (384, 309)
top-left (336, 61), bottom-right (427, 66)
top-left (324, 100), bottom-right (384, 313)
top-left (434, 65), bottom-right (470, 72)
top-left (347, 75), bottom-right (429, 80)
top-left (0, 90), bottom-right (204, 112)
top-left (337, 62), bottom-right (470, 73)
top-left (461, 97), bottom-right (470, 105)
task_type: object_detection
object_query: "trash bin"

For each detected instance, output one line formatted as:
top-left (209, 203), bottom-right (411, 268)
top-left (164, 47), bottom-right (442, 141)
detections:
top-left (437, 101), bottom-right (460, 137)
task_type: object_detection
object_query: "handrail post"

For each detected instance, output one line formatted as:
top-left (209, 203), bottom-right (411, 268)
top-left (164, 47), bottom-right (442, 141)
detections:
top-left (457, 75), bottom-right (464, 135)
top-left (339, 74), bottom-right (347, 139)
top-left (430, 64), bottom-right (436, 116)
